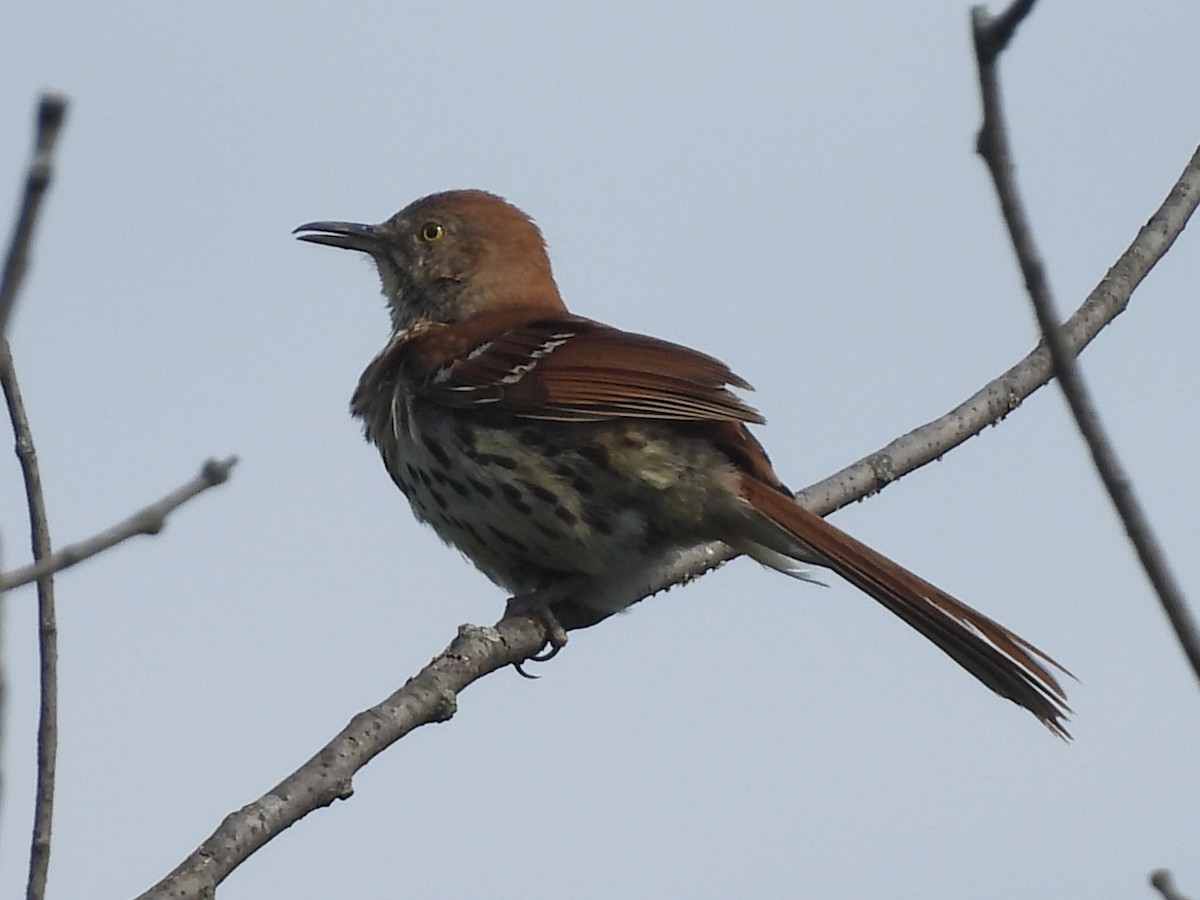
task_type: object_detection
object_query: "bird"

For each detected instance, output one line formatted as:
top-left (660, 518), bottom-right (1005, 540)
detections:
top-left (295, 189), bottom-right (1070, 736)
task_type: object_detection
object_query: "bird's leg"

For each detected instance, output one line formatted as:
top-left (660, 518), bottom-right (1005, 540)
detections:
top-left (504, 575), bottom-right (588, 663)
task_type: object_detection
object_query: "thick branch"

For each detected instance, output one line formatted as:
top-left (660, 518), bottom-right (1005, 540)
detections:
top-left (135, 617), bottom-right (545, 900)
top-left (0, 458), bottom-right (238, 592)
top-left (973, 0), bottom-right (1200, 686)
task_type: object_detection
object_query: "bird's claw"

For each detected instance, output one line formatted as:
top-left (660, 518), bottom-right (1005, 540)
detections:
top-left (505, 585), bottom-right (573, 672)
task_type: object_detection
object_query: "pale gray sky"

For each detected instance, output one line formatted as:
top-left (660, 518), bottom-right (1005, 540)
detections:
top-left (2, 3), bottom-right (1198, 898)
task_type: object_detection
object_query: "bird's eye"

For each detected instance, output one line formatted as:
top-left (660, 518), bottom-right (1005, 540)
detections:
top-left (420, 222), bottom-right (445, 242)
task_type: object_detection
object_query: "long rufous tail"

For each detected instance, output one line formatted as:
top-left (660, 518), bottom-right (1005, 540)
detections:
top-left (736, 477), bottom-right (1071, 737)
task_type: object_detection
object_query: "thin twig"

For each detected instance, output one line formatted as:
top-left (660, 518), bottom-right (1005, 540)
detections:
top-left (135, 141), bottom-right (1200, 895)
top-left (1151, 869), bottom-right (1193, 900)
top-left (0, 94), bottom-right (68, 340)
top-left (972, 1), bottom-right (1200, 686)
top-left (0, 93), bottom-right (68, 900)
top-left (1, 342), bottom-right (58, 900)
top-left (0, 457), bottom-right (239, 592)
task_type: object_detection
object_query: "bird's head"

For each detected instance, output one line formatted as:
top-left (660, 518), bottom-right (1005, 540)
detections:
top-left (295, 189), bottom-right (565, 332)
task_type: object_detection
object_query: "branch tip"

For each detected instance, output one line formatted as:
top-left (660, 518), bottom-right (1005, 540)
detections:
top-left (1150, 869), bottom-right (1191, 900)
top-left (201, 455), bottom-right (238, 485)
top-left (36, 94), bottom-right (68, 136)
top-left (0, 455), bottom-right (238, 592)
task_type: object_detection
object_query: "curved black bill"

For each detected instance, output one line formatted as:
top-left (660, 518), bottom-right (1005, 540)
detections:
top-left (293, 220), bottom-right (380, 253)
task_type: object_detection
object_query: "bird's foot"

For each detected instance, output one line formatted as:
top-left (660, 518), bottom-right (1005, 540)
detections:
top-left (505, 578), bottom-right (583, 671)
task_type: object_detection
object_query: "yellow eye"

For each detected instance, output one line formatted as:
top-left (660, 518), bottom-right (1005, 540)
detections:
top-left (420, 222), bottom-right (444, 242)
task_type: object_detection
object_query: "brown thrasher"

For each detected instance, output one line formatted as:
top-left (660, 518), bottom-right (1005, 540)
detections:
top-left (295, 189), bottom-right (1070, 736)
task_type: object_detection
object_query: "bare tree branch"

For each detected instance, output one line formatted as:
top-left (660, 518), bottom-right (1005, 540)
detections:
top-left (135, 618), bottom-right (546, 900)
top-left (0, 94), bottom-right (67, 341)
top-left (1, 344), bottom-right (58, 900)
top-left (1151, 869), bottom-right (1193, 900)
top-left (0, 93), bottom-right (68, 900)
top-left (135, 140), bottom-right (1200, 897)
top-left (972, 0), bottom-right (1200, 687)
top-left (0, 457), bottom-right (238, 593)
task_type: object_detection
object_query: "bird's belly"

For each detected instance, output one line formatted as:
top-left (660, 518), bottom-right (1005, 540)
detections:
top-left (373, 406), bottom-right (733, 608)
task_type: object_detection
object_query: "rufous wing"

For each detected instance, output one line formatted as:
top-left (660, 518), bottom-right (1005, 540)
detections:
top-left (411, 314), bottom-right (765, 424)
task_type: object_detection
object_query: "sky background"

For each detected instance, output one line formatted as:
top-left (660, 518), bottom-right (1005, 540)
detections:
top-left (2, 2), bottom-right (1198, 898)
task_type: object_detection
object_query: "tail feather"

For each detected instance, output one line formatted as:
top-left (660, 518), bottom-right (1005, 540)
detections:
top-left (738, 477), bottom-right (1072, 738)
